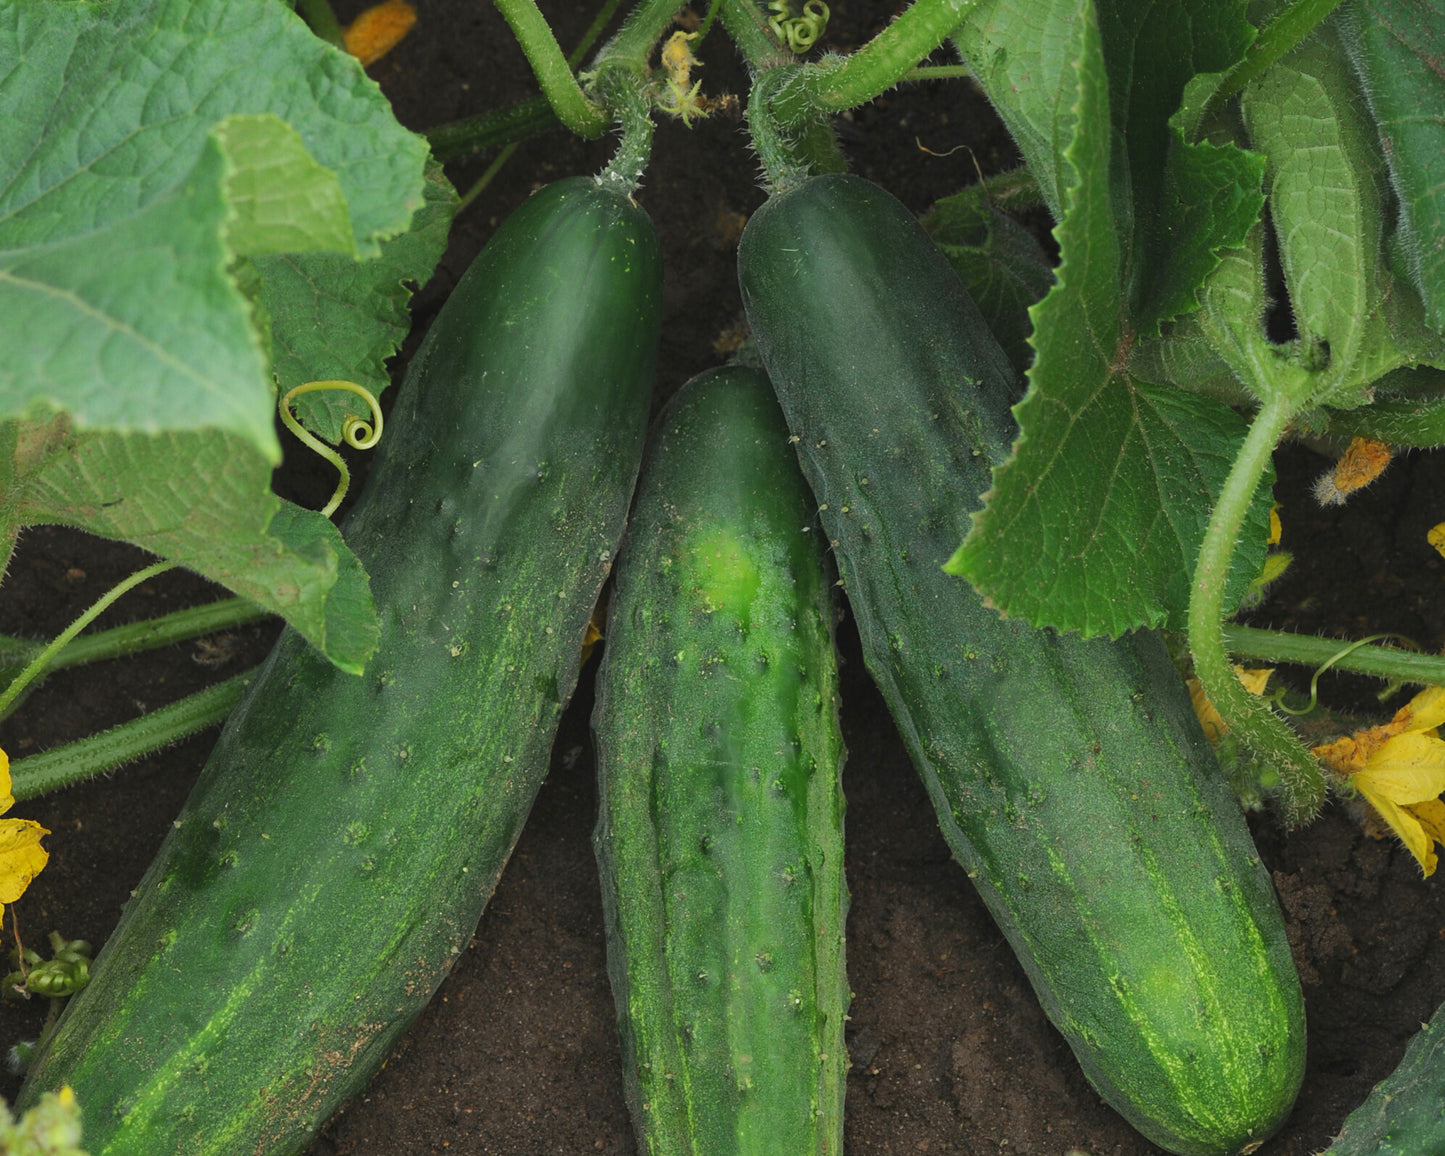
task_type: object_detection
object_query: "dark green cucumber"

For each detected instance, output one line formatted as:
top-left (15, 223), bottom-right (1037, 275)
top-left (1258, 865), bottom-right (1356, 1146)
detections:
top-left (18, 176), bottom-right (661, 1155)
top-left (738, 172), bottom-right (1304, 1156)
top-left (1323, 997), bottom-right (1445, 1155)
top-left (592, 366), bottom-right (848, 1155)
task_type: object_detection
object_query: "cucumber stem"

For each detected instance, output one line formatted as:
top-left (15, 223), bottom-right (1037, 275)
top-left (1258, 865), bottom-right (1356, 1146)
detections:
top-left (719, 0), bottom-right (791, 73)
top-left (903, 63), bottom-right (971, 82)
top-left (770, 0), bottom-right (978, 122)
top-left (0, 560), bottom-right (175, 721)
top-left (595, 64), bottom-right (656, 194)
top-left (1222, 625), bottom-right (1445, 689)
top-left (8, 671), bottom-right (254, 802)
top-left (746, 65), bottom-right (813, 192)
top-left (599, 0), bottom-right (696, 67)
top-left (426, 96), bottom-right (560, 164)
top-left (1187, 394), bottom-right (1326, 826)
top-left (0, 596), bottom-right (269, 715)
top-left (492, 0), bottom-right (609, 137)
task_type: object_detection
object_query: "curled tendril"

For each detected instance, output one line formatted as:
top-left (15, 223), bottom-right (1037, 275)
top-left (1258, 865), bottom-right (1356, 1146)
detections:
top-left (279, 380), bottom-right (385, 519)
top-left (1269, 632), bottom-right (1422, 717)
top-left (768, 0), bottom-right (829, 54)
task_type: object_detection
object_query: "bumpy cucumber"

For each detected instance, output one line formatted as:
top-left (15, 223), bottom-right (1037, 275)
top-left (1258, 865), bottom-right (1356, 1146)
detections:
top-left (592, 366), bottom-right (848, 1155)
top-left (738, 172), bottom-right (1305, 1156)
top-left (1322, 997), bottom-right (1445, 1155)
top-left (18, 177), bottom-right (661, 1155)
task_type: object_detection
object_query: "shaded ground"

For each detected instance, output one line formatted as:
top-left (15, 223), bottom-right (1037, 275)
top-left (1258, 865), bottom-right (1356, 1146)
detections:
top-left (4, 0), bottom-right (1445, 1152)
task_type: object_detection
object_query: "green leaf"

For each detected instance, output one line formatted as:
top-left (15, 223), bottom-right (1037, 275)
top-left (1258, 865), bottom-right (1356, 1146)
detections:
top-left (1324, 367), bottom-right (1445, 447)
top-left (948, 374), bottom-right (1271, 637)
top-left (1241, 28), bottom-right (1384, 398)
top-left (1339, 0), bottom-right (1445, 331)
top-left (0, 0), bottom-right (428, 452)
top-left (945, 0), bottom-right (1271, 635)
top-left (263, 161), bottom-right (458, 444)
top-left (951, 0), bottom-right (1089, 221)
top-left (0, 136), bottom-right (274, 452)
top-left (216, 114), bottom-right (356, 259)
top-left (0, 0), bottom-right (436, 670)
top-left (0, 0), bottom-right (424, 256)
top-left (955, 0), bottom-right (1264, 333)
top-left (1094, 0), bottom-right (1263, 332)
top-left (9, 426), bottom-right (378, 674)
top-left (921, 183), bottom-right (1054, 380)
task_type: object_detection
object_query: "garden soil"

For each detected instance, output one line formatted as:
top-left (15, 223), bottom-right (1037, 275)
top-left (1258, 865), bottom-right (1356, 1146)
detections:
top-left (4, 0), bottom-right (1445, 1152)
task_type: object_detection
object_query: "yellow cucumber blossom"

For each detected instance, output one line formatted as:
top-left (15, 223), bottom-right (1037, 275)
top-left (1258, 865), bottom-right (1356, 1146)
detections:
top-left (1312, 685), bottom-right (1445, 876)
top-left (1, 746), bottom-right (51, 929)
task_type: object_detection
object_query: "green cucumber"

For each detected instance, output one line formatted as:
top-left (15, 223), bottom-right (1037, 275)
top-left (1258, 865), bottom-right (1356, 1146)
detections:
top-left (738, 172), bottom-right (1305, 1156)
top-left (17, 176), bottom-right (662, 1155)
top-left (1322, 997), bottom-right (1445, 1155)
top-left (592, 366), bottom-right (848, 1155)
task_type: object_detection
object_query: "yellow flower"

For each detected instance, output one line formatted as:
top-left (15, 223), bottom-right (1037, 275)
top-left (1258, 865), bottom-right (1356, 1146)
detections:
top-left (1313, 685), bottom-right (1445, 876)
top-left (1, 747), bottom-right (51, 924)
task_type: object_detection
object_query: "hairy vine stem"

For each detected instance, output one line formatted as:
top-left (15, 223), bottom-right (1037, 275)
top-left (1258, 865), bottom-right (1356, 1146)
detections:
top-left (492, 0), bottom-right (609, 136)
top-left (0, 597), bottom-right (269, 722)
top-left (8, 671), bottom-right (255, 802)
top-left (769, 0), bottom-right (978, 122)
top-left (1187, 394), bottom-right (1325, 825)
top-left (595, 63), bottom-right (657, 194)
top-left (1222, 626), bottom-right (1445, 690)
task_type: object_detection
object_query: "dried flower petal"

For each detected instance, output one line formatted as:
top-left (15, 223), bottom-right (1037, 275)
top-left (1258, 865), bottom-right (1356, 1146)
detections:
top-left (1313, 437), bottom-right (1392, 506)
top-left (343, 0), bottom-right (416, 67)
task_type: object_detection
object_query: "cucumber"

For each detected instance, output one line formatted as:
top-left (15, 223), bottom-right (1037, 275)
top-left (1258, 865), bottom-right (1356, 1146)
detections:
top-left (1322, 997), bottom-right (1445, 1155)
top-left (17, 176), bottom-right (662, 1155)
top-left (737, 172), bottom-right (1305, 1156)
top-left (591, 366), bottom-right (848, 1155)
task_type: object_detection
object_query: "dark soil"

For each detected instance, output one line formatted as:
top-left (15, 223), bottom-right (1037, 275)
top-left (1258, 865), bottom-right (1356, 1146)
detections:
top-left (4, 0), bottom-right (1445, 1153)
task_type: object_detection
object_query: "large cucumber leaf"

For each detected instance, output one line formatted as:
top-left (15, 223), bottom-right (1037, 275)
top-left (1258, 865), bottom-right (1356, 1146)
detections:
top-left (0, 0), bottom-right (452, 673)
top-left (946, 0), bottom-right (1270, 636)
top-left (1339, 0), bottom-right (1445, 333)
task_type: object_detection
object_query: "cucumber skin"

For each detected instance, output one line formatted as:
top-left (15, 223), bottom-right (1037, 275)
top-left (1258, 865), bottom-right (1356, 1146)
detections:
top-left (738, 173), bottom-right (1305, 1156)
top-left (18, 178), bottom-right (661, 1155)
top-left (1322, 998), bottom-right (1445, 1155)
top-left (592, 367), bottom-right (848, 1156)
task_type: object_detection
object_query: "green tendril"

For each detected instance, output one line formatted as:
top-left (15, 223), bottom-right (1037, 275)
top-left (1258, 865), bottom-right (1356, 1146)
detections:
top-left (767, 0), bottom-right (829, 53)
top-left (278, 380), bottom-right (384, 519)
top-left (0, 559), bottom-right (175, 720)
top-left (1270, 633), bottom-right (1421, 716)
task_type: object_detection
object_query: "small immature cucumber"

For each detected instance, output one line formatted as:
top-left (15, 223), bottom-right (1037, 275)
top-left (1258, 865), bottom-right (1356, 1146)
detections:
top-left (738, 172), bottom-right (1305, 1156)
top-left (592, 366), bottom-right (848, 1155)
top-left (17, 177), bottom-right (662, 1155)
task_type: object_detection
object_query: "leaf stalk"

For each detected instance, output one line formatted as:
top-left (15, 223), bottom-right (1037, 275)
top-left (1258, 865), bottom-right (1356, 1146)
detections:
top-left (492, 0), bottom-right (609, 136)
top-left (8, 672), bottom-right (254, 802)
top-left (1187, 395), bottom-right (1325, 825)
top-left (1223, 625), bottom-right (1445, 689)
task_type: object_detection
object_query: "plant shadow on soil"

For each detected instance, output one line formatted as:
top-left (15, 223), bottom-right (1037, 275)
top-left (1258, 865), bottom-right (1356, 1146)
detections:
top-left (4, 0), bottom-right (1445, 1151)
